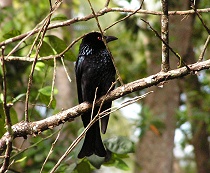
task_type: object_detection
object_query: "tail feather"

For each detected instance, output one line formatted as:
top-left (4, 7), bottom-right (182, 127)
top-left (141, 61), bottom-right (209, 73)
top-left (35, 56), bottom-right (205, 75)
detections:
top-left (78, 119), bottom-right (106, 158)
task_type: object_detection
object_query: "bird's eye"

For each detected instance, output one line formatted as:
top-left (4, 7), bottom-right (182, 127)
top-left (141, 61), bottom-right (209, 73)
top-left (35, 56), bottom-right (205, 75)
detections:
top-left (97, 36), bottom-right (102, 41)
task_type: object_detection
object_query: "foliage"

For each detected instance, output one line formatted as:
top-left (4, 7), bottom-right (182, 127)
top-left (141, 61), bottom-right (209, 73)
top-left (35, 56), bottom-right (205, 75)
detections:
top-left (0, 0), bottom-right (210, 172)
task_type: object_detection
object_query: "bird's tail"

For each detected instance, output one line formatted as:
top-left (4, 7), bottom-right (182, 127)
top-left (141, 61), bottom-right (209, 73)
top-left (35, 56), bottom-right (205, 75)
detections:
top-left (78, 120), bottom-right (106, 158)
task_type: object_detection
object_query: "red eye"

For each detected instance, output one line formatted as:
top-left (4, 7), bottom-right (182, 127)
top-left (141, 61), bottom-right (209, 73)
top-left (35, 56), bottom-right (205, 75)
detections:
top-left (97, 36), bottom-right (102, 40)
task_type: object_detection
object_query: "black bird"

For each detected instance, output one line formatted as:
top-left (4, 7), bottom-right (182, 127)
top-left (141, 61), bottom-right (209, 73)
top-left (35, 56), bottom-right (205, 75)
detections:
top-left (75, 32), bottom-right (117, 158)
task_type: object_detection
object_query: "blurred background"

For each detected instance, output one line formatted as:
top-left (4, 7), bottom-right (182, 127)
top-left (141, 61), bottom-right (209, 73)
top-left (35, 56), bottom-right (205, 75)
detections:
top-left (0, 0), bottom-right (210, 172)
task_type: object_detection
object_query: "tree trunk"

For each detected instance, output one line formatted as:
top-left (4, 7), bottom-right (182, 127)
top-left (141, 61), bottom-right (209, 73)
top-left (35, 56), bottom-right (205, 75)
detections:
top-left (135, 82), bottom-right (179, 173)
top-left (50, 0), bottom-right (79, 148)
top-left (183, 37), bottom-right (210, 173)
top-left (177, 0), bottom-right (210, 172)
top-left (55, 0), bottom-right (76, 110)
top-left (55, 64), bottom-right (76, 110)
top-left (134, 1), bottom-right (193, 172)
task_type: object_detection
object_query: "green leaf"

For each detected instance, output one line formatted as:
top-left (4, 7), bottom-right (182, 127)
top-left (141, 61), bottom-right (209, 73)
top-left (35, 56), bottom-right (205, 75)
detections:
top-left (3, 29), bottom-right (21, 39)
top-left (15, 156), bottom-right (27, 163)
top-left (39, 41), bottom-right (54, 57)
top-left (0, 104), bottom-right (5, 136)
top-left (43, 59), bottom-right (54, 67)
top-left (47, 35), bottom-right (76, 61)
top-left (87, 155), bottom-right (105, 169)
top-left (50, 98), bottom-right (56, 109)
top-left (38, 90), bottom-right (57, 109)
top-left (0, 93), bottom-right (3, 103)
top-left (10, 108), bottom-right (18, 125)
top-left (12, 93), bottom-right (26, 103)
top-left (35, 62), bottom-right (45, 71)
top-left (104, 136), bottom-right (134, 154)
top-left (38, 94), bottom-right (49, 108)
top-left (38, 86), bottom-right (58, 96)
top-left (75, 160), bottom-right (91, 173)
top-left (103, 153), bottom-right (130, 170)
top-left (115, 158), bottom-right (129, 171)
top-left (64, 49), bottom-right (77, 61)
top-left (51, 14), bottom-right (67, 21)
top-left (66, 163), bottom-right (77, 173)
top-left (47, 35), bottom-right (64, 53)
top-left (0, 66), bottom-right (2, 76)
top-left (102, 154), bottom-right (116, 166)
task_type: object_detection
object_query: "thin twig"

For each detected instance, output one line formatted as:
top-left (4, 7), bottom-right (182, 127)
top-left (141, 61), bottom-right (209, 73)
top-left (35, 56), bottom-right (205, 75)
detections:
top-left (91, 87), bottom-right (98, 121)
top-left (96, 79), bottom-right (118, 119)
top-left (40, 125), bottom-right (63, 173)
top-left (49, 0), bottom-right (52, 10)
top-left (87, 0), bottom-right (124, 85)
top-left (50, 91), bottom-right (153, 173)
top-left (48, 57), bottom-right (57, 108)
top-left (198, 35), bottom-right (210, 62)
top-left (4, 0), bottom-right (61, 59)
top-left (24, 0), bottom-right (62, 121)
top-left (7, 129), bottom-right (61, 163)
top-left (190, 1), bottom-right (210, 35)
top-left (99, 91), bottom-right (154, 120)
top-left (4, 34), bottom-right (86, 62)
top-left (1, 7), bottom-right (210, 47)
top-left (60, 57), bottom-right (72, 83)
top-left (1, 59), bottom-right (210, 155)
top-left (141, 19), bottom-right (190, 71)
top-left (104, 0), bottom-right (111, 7)
top-left (161, 0), bottom-right (169, 72)
top-left (5, 24), bottom-right (42, 59)
top-left (0, 138), bottom-right (12, 172)
top-left (0, 46), bottom-right (13, 173)
top-left (104, 0), bottom-right (144, 31)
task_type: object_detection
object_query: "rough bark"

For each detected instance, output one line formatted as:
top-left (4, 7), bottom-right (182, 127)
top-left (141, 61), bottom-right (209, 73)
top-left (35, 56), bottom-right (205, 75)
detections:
top-left (1, 60), bottom-right (210, 155)
top-left (183, 42), bottom-right (210, 173)
top-left (135, 81), bottom-right (179, 173)
top-left (177, 0), bottom-right (210, 172)
top-left (134, 1), bottom-right (193, 173)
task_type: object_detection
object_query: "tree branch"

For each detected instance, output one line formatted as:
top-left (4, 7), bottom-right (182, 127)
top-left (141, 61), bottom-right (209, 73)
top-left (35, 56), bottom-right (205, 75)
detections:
top-left (0, 7), bottom-right (210, 47)
top-left (0, 46), bottom-right (13, 172)
top-left (1, 59), bottom-right (210, 155)
top-left (161, 0), bottom-right (170, 72)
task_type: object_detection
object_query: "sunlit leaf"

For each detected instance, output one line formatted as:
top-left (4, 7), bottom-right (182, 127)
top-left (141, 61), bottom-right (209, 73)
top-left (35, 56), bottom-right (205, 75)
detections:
top-left (35, 62), bottom-right (45, 71)
top-left (0, 93), bottom-right (3, 103)
top-left (115, 158), bottom-right (129, 171)
top-left (15, 156), bottom-right (27, 163)
top-left (39, 86), bottom-right (58, 96)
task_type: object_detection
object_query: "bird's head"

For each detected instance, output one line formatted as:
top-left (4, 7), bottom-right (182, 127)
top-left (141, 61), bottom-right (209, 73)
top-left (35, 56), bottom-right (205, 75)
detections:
top-left (80, 32), bottom-right (118, 50)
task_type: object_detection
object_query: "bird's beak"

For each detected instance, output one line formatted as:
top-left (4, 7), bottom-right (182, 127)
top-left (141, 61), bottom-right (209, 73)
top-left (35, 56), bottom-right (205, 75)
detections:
top-left (105, 36), bottom-right (118, 43)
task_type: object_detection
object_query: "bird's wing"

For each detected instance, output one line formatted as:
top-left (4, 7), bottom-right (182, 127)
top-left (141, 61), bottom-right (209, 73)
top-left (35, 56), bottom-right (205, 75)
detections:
top-left (100, 75), bottom-right (115, 134)
top-left (75, 55), bottom-right (85, 103)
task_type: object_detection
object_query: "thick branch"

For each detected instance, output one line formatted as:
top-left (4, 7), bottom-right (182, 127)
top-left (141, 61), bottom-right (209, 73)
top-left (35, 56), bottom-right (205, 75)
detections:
top-left (0, 59), bottom-right (210, 154)
top-left (0, 7), bottom-right (210, 47)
